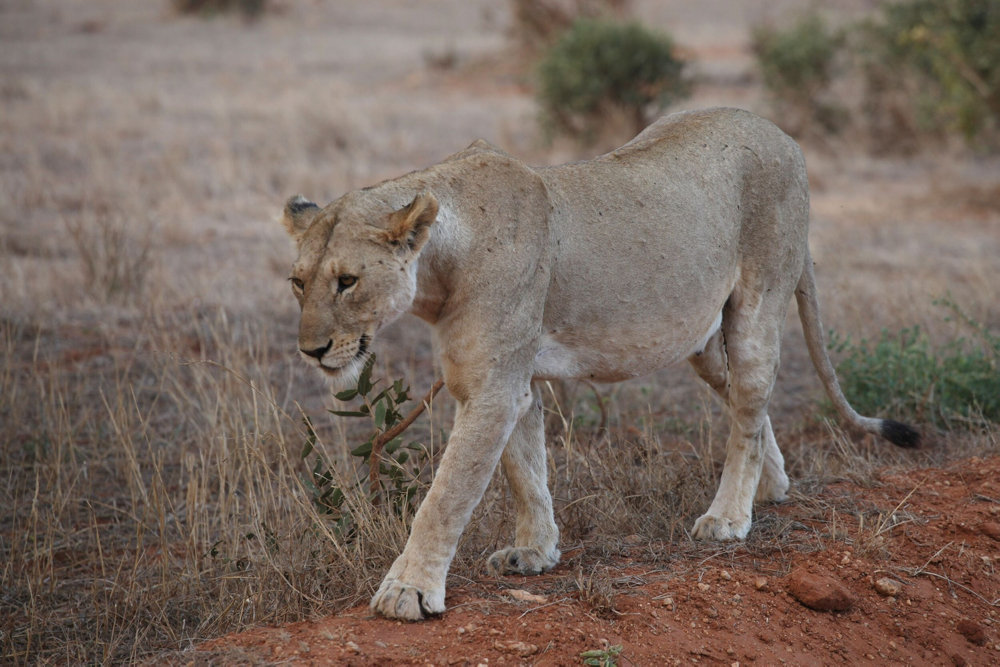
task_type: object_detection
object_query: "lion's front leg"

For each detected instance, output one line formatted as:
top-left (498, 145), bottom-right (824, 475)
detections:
top-left (370, 392), bottom-right (528, 621)
top-left (488, 387), bottom-right (560, 576)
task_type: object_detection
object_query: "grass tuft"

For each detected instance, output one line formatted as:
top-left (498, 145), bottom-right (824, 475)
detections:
top-left (829, 298), bottom-right (1000, 430)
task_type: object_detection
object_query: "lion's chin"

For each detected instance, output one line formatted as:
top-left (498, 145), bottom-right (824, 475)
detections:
top-left (317, 353), bottom-right (368, 392)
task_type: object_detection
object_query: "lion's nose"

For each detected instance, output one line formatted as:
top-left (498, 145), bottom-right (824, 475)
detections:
top-left (300, 340), bottom-right (332, 360)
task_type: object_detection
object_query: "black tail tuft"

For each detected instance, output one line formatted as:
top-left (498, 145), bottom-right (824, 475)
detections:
top-left (881, 419), bottom-right (920, 448)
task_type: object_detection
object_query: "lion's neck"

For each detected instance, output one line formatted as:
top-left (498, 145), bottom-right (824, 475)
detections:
top-left (408, 201), bottom-right (468, 325)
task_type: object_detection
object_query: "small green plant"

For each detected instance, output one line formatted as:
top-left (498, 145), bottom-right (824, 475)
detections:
top-left (829, 299), bottom-right (1000, 429)
top-left (859, 0), bottom-right (1000, 147)
top-left (301, 355), bottom-right (439, 537)
top-left (751, 12), bottom-right (846, 136)
top-left (581, 643), bottom-right (623, 667)
top-left (509, 0), bottom-right (632, 53)
top-left (536, 18), bottom-right (689, 141)
top-left (171, 0), bottom-right (267, 19)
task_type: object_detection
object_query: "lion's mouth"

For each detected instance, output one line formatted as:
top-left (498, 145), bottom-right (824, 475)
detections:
top-left (317, 363), bottom-right (341, 376)
top-left (315, 335), bottom-right (370, 376)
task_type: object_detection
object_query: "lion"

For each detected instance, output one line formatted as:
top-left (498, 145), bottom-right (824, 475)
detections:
top-left (279, 107), bottom-right (918, 621)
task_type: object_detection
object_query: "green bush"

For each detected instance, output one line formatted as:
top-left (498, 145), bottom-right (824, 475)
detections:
top-left (859, 0), bottom-right (1000, 147)
top-left (171, 0), bottom-right (267, 19)
top-left (751, 13), bottom-right (846, 136)
top-left (301, 355), bottom-right (432, 538)
top-left (536, 18), bottom-right (689, 141)
top-left (829, 300), bottom-right (1000, 430)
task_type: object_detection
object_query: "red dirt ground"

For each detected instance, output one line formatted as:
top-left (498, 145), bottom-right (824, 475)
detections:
top-left (199, 456), bottom-right (1000, 665)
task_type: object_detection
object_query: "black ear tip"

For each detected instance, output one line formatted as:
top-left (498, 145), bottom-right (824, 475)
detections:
top-left (881, 419), bottom-right (920, 448)
top-left (286, 195), bottom-right (318, 215)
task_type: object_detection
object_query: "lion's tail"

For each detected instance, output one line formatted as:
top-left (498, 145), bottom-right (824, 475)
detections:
top-left (795, 251), bottom-right (920, 448)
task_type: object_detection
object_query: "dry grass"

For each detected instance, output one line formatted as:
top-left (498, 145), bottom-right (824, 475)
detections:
top-left (2, 0), bottom-right (998, 663)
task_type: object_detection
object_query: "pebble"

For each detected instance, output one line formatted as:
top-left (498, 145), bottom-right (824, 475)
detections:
top-left (495, 640), bottom-right (539, 657)
top-left (754, 577), bottom-right (768, 590)
top-left (874, 577), bottom-right (902, 597)
top-left (787, 566), bottom-right (856, 612)
top-left (980, 521), bottom-right (1000, 541)
top-left (697, 582), bottom-right (711, 592)
top-left (956, 619), bottom-right (986, 645)
top-left (505, 589), bottom-right (548, 604)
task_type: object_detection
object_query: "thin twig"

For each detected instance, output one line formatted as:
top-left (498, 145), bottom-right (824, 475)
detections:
top-left (893, 566), bottom-right (1000, 608)
top-left (369, 379), bottom-right (445, 499)
top-left (374, 378), bottom-right (445, 450)
top-left (518, 596), bottom-right (573, 618)
top-left (581, 379), bottom-right (608, 433)
top-left (909, 541), bottom-right (953, 576)
top-left (874, 480), bottom-right (924, 537)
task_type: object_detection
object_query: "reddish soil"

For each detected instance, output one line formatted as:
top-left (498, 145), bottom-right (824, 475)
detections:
top-left (199, 456), bottom-right (1000, 665)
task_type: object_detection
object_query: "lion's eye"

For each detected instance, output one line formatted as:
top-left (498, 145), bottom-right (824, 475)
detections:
top-left (290, 277), bottom-right (305, 293)
top-left (337, 275), bottom-right (358, 293)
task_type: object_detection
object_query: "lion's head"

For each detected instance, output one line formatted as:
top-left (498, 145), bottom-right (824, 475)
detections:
top-left (280, 190), bottom-right (438, 386)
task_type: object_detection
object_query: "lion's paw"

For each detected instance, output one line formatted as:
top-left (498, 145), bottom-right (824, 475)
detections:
top-left (370, 577), bottom-right (445, 621)
top-left (487, 546), bottom-right (560, 576)
top-left (691, 513), bottom-right (751, 541)
top-left (755, 472), bottom-right (790, 504)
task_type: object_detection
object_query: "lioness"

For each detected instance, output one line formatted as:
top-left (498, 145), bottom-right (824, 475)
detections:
top-left (280, 108), bottom-right (917, 621)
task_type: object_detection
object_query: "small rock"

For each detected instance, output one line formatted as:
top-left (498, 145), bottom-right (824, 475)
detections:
top-left (754, 577), bottom-right (768, 590)
top-left (787, 566), bottom-right (856, 612)
top-left (956, 619), bottom-right (987, 645)
top-left (874, 577), bottom-right (902, 597)
top-left (719, 569), bottom-right (732, 581)
top-left (505, 589), bottom-right (548, 604)
top-left (980, 522), bottom-right (1000, 542)
top-left (661, 596), bottom-right (674, 608)
top-left (495, 640), bottom-right (539, 657)
top-left (345, 641), bottom-right (360, 654)
top-left (697, 582), bottom-right (711, 592)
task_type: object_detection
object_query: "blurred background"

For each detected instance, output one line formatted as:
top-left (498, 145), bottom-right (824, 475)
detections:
top-left (2, 0), bottom-right (997, 662)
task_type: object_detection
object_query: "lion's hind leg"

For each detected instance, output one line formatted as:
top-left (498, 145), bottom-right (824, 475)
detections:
top-left (488, 388), bottom-right (561, 576)
top-left (690, 296), bottom-right (790, 541)
top-left (689, 329), bottom-right (789, 506)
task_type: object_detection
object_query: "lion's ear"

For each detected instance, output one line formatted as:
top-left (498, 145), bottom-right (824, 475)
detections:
top-left (281, 195), bottom-right (320, 240)
top-left (385, 191), bottom-right (438, 254)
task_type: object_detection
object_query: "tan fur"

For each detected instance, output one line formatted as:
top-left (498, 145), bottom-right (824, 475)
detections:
top-left (280, 108), bottom-right (899, 621)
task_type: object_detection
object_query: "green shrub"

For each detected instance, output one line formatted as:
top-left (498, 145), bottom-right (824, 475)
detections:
top-left (860, 0), bottom-right (1000, 148)
top-left (751, 12), bottom-right (846, 136)
top-left (171, 0), bottom-right (267, 19)
top-left (829, 300), bottom-right (1000, 429)
top-left (301, 355), bottom-right (433, 538)
top-left (509, 0), bottom-right (632, 53)
top-left (536, 18), bottom-right (689, 141)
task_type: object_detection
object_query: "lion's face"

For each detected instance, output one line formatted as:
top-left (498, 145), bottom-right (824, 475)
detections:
top-left (281, 191), bottom-right (438, 386)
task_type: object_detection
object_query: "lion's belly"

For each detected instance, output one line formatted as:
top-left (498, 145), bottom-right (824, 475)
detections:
top-left (531, 309), bottom-right (721, 382)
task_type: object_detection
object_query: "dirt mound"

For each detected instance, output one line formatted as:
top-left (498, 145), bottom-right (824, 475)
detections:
top-left (197, 456), bottom-right (1000, 665)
